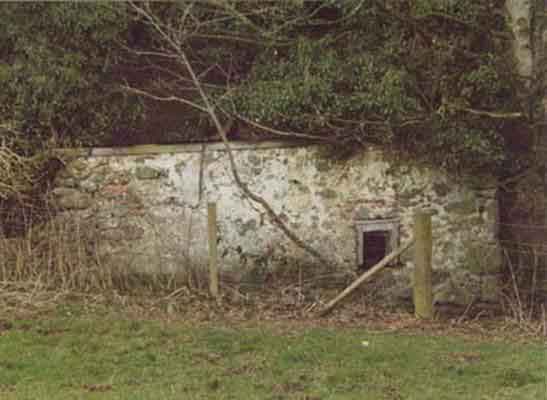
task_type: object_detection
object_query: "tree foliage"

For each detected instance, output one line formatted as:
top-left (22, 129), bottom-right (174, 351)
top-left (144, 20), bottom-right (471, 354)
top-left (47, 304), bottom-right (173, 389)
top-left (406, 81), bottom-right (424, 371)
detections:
top-left (0, 3), bottom-right (143, 151)
top-left (125, 0), bottom-right (524, 173)
top-left (0, 1), bottom-right (528, 174)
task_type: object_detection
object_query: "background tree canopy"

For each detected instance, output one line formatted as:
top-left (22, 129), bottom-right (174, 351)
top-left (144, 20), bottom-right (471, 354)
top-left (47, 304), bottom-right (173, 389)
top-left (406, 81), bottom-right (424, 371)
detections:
top-left (0, 3), bottom-right (143, 152)
top-left (0, 1), bottom-right (529, 174)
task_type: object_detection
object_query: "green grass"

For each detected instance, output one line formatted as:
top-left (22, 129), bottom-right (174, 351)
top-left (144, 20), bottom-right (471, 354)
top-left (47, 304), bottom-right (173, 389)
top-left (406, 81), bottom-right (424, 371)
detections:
top-left (0, 310), bottom-right (545, 400)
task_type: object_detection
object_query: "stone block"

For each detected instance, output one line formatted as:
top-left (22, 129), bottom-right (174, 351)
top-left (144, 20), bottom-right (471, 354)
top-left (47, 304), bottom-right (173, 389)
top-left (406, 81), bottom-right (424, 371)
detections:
top-left (315, 158), bottom-right (330, 172)
top-left (135, 166), bottom-right (165, 180)
top-left (446, 198), bottom-right (476, 215)
top-left (57, 159), bottom-right (91, 180)
top-left (54, 176), bottom-right (79, 189)
top-left (354, 206), bottom-right (370, 219)
top-left (106, 171), bottom-right (132, 185)
top-left (52, 188), bottom-right (92, 210)
top-left (79, 179), bottom-right (99, 193)
top-left (316, 188), bottom-right (338, 199)
top-left (89, 172), bottom-right (106, 186)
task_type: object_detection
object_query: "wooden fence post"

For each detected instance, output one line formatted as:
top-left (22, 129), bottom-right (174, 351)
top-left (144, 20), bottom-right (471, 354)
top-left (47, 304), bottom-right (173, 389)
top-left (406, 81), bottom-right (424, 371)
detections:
top-left (207, 202), bottom-right (219, 300)
top-left (413, 210), bottom-right (433, 319)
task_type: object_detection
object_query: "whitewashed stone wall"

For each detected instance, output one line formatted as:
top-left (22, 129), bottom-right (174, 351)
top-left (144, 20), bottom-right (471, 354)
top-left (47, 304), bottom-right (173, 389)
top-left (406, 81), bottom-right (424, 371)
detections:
top-left (54, 141), bottom-right (500, 304)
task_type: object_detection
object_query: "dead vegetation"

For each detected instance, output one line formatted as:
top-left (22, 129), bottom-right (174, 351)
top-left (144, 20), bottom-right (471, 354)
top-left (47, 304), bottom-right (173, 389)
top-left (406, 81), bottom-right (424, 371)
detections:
top-left (0, 197), bottom-right (545, 340)
top-left (0, 166), bottom-right (544, 340)
top-left (1, 227), bottom-right (545, 342)
top-left (1, 277), bottom-right (545, 344)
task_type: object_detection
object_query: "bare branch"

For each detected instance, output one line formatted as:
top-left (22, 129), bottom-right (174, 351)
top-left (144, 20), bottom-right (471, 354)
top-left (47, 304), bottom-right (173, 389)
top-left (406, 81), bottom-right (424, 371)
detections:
top-left (179, 51), bottom-right (331, 266)
top-left (0, 142), bottom-right (44, 201)
top-left (130, 2), bottom-right (331, 266)
top-left (233, 113), bottom-right (336, 143)
top-left (121, 84), bottom-right (208, 114)
top-left (458, 107), bottom-right (524, 119)
top-left (118, 44), bottom-right (179, 60)
top-left (207, 0), bottom-right (266, 35)
top-left (130, 2), bottom-right (186, 54)
top-left (192, 33), bottom-right (288, 46)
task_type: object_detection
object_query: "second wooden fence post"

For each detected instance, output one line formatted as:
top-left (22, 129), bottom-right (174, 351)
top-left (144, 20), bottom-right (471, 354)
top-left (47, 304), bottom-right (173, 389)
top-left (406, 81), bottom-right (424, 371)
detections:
top-left (414, 210), bottom-right (433, 319)
top-left (207, 202), bottom-right (219, 300)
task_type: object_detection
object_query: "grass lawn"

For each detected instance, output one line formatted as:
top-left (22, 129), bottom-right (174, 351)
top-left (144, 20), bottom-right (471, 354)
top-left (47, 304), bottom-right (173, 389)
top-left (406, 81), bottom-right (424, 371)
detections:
top-left (0, 307), bottom-right (545, 400)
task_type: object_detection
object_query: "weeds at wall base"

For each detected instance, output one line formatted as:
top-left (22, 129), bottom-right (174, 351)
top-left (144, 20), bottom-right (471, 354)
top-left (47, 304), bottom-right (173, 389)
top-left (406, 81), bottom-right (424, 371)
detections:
top-left (0, 204), bottom-right (212, 295)
top-left (1, 204), bottom-right (545, 340)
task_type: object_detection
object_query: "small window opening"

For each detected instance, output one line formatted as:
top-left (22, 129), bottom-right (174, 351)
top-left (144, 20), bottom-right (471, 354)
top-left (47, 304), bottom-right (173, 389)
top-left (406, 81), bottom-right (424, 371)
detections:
top-left (355, 218), bottom-right (399, 271)
top-left (363, 230), bottom-right (388, 270)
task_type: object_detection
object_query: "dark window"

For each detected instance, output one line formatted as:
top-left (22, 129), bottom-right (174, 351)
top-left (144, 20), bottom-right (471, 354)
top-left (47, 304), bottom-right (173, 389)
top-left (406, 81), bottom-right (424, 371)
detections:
top-left (362, 230), bottom-right (389, 270)
top-left (355, 218), bottom-right (399, 271)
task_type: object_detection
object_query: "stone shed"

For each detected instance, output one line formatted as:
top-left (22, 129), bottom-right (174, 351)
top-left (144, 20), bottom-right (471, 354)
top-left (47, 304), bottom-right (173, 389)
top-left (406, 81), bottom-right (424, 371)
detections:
top-left (54, 141), bottom-right (501, 304)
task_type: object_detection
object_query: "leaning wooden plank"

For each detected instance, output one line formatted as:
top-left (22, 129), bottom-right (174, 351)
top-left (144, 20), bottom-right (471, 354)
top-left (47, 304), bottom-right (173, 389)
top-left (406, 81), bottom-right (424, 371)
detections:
top-left (317, 235), bottom-right (415, 317)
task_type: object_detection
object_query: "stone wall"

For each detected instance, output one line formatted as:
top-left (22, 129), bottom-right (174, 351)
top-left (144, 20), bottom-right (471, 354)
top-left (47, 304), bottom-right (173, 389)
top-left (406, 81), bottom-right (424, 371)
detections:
top-left (53, 141), bottom-right (500, 304)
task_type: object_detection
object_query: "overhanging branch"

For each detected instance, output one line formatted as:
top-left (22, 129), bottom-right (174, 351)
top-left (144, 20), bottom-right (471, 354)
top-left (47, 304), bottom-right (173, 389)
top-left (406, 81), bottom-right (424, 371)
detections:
top-left (458, 107), bottom-right (524, 119)
top-left (121, 84), bottom-right (209, 114)
top-left (234, 113), bottom-right (336, 143)
top-left (131, 2), bottom-right (331, 267)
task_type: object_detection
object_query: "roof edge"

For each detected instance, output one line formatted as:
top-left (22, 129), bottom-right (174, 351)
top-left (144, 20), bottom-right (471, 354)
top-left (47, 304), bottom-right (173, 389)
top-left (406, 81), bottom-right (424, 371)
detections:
top-left (54, 139), bottom-right (331, 158)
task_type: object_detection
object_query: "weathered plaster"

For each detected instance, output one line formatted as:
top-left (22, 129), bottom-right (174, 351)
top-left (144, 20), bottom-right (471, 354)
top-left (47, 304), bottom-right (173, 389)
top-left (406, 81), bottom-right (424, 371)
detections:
top-left (54, 141), bottom-right (500, 304)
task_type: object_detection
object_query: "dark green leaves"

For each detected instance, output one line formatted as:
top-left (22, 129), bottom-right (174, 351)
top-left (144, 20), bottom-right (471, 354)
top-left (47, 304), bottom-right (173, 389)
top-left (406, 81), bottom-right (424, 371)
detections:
top-left (0, 0), bottom-right (521, 174)
top-left (0, 3), bottom-right (142, 147)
